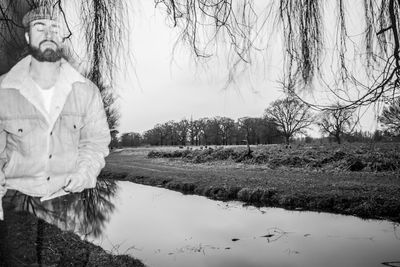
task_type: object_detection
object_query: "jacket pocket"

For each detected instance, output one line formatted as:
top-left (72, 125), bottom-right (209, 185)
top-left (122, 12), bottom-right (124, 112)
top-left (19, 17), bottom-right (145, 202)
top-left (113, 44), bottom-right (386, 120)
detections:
top-left (60, 114), bottom-right (83, 148)
top-left (3, 119), bottom-right (38, 156)
top-left (3, 119), bottom-right (35, 137)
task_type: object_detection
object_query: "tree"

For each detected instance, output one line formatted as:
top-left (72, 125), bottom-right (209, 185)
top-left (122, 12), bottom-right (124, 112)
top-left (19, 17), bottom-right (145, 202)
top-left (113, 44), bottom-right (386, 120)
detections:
top-left (237, 117), bottom-right (258, 154)
top-left (99, 84), bottom-right (121, 148)
top-left (188, 118), bottom-right (202, 146)
top-left (4, 1), bottom-right (400, 134)
top-left (164, 121), bottom-right (178, 145)
top-left (264, 97), bottom-right (313, 145)
top-left (156, 1), bottom-right (400, 107)
top-left (120, 132), bottom-right (142, 147)
top-left (0, 0), bottom-right (126, 133)
top-left (142, 115), bottom-right (281, 147)
top-left (147, 124), bottom-right (167, 145)
top-left (318, 105), bottom-right (355, 144)
top-left (197, 117), bottom-right (212, 145)
top-left (175, 119), bottom-right (189, 146)
top-left (143, 128), bottom-right (161, 146)
top-left (219, 117), bottom-right (236, 145)
top-left (235, 117), bottom-right (280, 145)
top-left (110, 129), bottom-right (119, 148)
top-left (379, 98), bottom-right (400, 135)
top-left (255, 118), bottom-right (281, 145)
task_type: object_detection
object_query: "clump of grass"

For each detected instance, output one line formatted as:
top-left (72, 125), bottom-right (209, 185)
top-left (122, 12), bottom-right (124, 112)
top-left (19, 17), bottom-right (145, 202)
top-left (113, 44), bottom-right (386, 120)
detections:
top-left (148, 149), bottom-right (191, 158)
top-left (237, 188), bottom-right (252, 202)
top-left (147, 143), bottom-right (400, 173)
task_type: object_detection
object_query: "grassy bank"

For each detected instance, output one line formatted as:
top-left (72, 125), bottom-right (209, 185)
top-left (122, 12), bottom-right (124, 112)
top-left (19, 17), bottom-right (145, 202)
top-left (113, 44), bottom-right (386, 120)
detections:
top-left (103, 145), bottom-right (400, 223)
top-left (1, 208), bottom-right (145, 266)
top-left (147, 143), bottom-right (400, 172)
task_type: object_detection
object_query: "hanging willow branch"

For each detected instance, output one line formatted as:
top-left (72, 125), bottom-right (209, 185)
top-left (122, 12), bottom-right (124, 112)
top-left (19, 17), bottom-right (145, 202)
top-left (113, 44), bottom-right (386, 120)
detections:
top-left (80, 0), bottom-right (128, 86)
top-left (156, 0), bottom-right (400, 109)
top-left (155, 0), bottom-right (260, 62)
top-left (2, 0), bottom-right (400, 110)
top-left (278, 0), bottom-right (323, 86)
top-left (0, 0), bottom-right (127, 132)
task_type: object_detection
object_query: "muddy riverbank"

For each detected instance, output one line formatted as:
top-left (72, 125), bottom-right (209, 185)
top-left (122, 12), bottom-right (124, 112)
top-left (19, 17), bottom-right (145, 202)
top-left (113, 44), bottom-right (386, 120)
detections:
top-left (103, 147), bottom-right (400, 223)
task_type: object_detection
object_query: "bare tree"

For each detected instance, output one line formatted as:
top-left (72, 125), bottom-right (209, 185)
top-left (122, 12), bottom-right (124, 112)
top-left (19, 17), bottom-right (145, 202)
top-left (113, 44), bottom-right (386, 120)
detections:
top-left (120, 132), bottom-right (142, 147)
top-left (219, 117), bottom-right (235, 146)
top-left (3, 1), bottom-right (399, 119)
top-left (318, 105), bottom-right (355, 144)
top-left (237, 117), bottom-right (257, 155)
top-left (143, 126), bottom-right (166, 146)
top-left (188, 118), bottom-right (202, 146)
top-left (175, 119), bottom-right (189, 146)
top-left (264, 97), bottom-right (313, 145)
top-left (379, 97), bottom-right (400, 135)
top-left (156, 0), bottom-right (400, 107)
top-left (197, 118), bottom-right (209, 146)
top-left (4, 0), bottom-right (399, 131)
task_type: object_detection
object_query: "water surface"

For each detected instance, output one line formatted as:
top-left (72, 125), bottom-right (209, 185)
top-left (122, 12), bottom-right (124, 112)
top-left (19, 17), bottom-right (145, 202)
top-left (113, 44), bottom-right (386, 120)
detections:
top-left (80, 181), bottom-right (400, 267)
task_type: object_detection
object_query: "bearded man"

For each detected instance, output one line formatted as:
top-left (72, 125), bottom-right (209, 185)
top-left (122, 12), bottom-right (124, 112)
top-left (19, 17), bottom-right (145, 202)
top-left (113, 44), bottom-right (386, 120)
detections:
top-left (0, 5), bottom-right (110, 221)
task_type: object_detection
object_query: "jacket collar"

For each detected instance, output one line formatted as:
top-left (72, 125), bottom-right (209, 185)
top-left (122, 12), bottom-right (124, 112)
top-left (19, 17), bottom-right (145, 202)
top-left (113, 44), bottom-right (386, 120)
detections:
top-left (1, 55), bottom-right (85, 91)
top-left (0, 55), bottom-right (86, 126)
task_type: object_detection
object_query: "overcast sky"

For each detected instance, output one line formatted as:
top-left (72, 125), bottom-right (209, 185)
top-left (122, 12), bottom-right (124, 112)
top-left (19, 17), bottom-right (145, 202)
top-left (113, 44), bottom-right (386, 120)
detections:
top-left (114, 1), bottom-right (287, 135)
top-left (114, 1), bottom-right (380, 136)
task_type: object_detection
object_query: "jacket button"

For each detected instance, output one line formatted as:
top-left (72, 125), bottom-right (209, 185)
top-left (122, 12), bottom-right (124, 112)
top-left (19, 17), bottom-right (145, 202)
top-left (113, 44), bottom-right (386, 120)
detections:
top-left (73, 125), bottom-right (77, 129)
top-left (49, 154), bottom-right (52, 159)
top-left (50, 131), bottom-right (53, 136)
top-left (47, 177), bottom-right (50, 181)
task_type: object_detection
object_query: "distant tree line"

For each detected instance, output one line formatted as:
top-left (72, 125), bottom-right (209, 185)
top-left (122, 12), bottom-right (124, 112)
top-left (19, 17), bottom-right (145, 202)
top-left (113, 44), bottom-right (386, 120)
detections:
top-left (119, 116), bottom-right (282, 147)
top-left (117, 95), bottom-right (400, 148)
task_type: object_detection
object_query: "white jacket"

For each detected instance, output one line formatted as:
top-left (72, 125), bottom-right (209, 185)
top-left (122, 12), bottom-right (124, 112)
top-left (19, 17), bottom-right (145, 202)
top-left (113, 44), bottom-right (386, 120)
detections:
top-left (0, 56), bottom-right (111, 219)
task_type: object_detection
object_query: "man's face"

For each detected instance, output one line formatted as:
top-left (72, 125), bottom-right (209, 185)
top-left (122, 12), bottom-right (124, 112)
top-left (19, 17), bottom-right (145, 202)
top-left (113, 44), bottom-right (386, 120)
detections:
top-left (25, 18), bottom-right (64, 62)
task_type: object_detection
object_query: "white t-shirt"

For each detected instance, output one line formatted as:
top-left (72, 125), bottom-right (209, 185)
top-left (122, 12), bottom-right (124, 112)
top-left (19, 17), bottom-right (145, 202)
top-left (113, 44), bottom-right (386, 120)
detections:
top-left (34, 82), bottom-right (55, 113)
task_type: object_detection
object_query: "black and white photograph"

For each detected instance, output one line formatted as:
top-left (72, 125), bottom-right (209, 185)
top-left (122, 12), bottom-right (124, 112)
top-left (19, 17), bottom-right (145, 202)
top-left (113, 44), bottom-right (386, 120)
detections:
top-left (0, 1), bottom-right (400, 266)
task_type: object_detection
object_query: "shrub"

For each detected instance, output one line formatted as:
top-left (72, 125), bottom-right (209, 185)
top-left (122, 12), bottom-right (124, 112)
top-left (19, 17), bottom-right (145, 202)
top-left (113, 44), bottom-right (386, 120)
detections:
top-left (146, 143), bottom-right (400, 173)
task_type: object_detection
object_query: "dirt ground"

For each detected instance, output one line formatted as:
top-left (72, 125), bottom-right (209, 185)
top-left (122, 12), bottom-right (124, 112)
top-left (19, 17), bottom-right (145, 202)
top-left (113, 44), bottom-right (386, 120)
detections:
top-left (103, 147), bottom-right (400, 223)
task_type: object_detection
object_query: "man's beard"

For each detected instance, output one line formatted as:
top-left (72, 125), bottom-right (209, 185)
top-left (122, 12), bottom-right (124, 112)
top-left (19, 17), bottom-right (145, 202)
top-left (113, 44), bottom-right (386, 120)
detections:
top-left (29, 41), bottom-right (64, 62)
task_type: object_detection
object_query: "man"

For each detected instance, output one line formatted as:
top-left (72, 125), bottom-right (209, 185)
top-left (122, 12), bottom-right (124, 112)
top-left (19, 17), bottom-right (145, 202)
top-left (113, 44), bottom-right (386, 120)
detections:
top-left (0, 5), bottom-right (111, 220)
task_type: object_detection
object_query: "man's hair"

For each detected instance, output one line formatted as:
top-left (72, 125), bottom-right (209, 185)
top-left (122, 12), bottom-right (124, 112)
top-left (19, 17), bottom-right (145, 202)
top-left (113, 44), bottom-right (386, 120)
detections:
top-left (22, 6), bottom-right (61, 28)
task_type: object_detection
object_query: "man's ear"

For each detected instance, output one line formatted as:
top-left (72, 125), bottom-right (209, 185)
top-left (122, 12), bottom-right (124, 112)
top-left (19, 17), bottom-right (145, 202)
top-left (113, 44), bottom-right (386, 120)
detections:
top-left (25, 32), bottom-right (30, 44)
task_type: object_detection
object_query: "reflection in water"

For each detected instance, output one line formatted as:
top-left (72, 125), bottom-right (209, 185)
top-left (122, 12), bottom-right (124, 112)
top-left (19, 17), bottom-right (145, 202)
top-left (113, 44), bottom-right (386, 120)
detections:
top-left (259, 227), bottom-right (288, 242)
top-left (0, 178), bottom-right (118, 266)
top-left (89, 182), bottom-right (400, 267)
top-left (17, 178), bottom-right (118, 238)
top-left (382, 262), bottom-right (400, 267)
top-left (394, 224), bottom-right (400, 240)
top-left (4, 180), bottom-right (400, 267)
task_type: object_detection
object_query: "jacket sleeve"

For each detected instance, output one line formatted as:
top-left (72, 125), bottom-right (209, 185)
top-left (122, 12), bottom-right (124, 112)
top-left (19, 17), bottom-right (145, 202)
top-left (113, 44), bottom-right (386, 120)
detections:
top-left (74, 85), bottom-right (111, 190)
top-left (0, 126), bottom-right (7, 220)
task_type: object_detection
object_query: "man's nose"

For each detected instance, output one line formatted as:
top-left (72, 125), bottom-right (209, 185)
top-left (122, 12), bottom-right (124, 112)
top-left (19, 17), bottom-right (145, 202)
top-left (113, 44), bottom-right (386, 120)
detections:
top-left (45, 28), bottom-right (53, 38)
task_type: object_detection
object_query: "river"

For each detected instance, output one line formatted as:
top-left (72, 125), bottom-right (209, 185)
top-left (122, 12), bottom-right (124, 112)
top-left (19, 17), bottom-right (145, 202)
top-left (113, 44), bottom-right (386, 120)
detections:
top-left (59, 181), bottom-right (400, 267)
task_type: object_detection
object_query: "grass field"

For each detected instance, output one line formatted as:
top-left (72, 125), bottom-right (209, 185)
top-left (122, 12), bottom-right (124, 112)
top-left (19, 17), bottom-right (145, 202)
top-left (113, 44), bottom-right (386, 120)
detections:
top-left (102, 144), bottom-right (400, 223)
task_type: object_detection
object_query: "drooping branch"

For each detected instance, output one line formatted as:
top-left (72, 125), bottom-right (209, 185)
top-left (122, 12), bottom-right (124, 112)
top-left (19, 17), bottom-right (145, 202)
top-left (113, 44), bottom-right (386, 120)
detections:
top-left (156, 0), bottom-right (400, 109)
top-left (80, 0), bottom-right (128, 87)
top-left (278, 0), bottom-right (323, 85)
top-left (0, 0), bottom-right (127, 134)
top-left (155, 0), bottom-right (260, 62)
